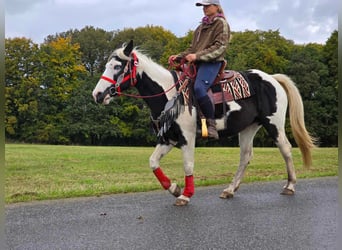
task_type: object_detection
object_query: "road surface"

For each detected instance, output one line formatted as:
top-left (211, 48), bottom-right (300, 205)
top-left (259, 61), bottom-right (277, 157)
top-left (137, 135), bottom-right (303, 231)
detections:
top-left (5, 177), bottom-right (338, 250)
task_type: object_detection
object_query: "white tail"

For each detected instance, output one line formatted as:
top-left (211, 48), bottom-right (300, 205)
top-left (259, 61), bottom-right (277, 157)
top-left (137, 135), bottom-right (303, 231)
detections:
top-left (272, 74), bottom-right (316, 167)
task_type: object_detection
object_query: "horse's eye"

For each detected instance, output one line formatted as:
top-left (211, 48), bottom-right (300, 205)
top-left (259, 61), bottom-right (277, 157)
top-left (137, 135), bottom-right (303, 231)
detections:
top-left (114, 65), bottom-right (121, 70)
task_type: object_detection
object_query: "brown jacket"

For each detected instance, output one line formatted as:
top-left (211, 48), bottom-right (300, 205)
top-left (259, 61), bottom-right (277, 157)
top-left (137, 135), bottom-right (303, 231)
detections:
top-left (179, 16), bottom-right (230, 62)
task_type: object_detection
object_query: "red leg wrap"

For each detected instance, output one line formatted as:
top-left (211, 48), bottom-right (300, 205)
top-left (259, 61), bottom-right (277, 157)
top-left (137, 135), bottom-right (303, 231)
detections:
top-left (153, 167), bottom-right (171, 190)
top-left (183, 175), bottom-right (195, 198)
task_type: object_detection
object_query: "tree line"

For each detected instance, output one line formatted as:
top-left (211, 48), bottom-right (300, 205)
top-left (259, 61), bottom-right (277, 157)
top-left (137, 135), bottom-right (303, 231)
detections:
top-left (5, 25), bottom-right (338, 147)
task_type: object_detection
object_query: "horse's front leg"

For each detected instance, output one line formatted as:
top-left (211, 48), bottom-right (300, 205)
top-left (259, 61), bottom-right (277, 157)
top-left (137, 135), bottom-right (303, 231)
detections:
top-left (150, 143), bottom-right (181, 198)
top-left (174, 134), bottom-right (196, 206)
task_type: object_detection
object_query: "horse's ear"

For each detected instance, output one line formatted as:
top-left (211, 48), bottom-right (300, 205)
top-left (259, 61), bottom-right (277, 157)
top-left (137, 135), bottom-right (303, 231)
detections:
top-left (123, 40), bottom-right (134, 57)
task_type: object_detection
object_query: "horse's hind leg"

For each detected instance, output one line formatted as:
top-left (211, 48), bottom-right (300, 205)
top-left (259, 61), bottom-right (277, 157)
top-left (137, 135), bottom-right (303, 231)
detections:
top-left (150, 144), bottom-right (181, 197)
top-left (220, 123), bottom-right (260, 199)
top-left (275, 130), bottom-right (296, 195)
top-left (263, 113), bottom-right (297, 195)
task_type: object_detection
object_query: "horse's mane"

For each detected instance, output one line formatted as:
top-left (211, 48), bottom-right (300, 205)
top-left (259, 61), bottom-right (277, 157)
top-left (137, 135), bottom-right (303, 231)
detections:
top-left (109, 45), bottom-right (170, 78)
top-left (132, 49), bottom-right (170, 78)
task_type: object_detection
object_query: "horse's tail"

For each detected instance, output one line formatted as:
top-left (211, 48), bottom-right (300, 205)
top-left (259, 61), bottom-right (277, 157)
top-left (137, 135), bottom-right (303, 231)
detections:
top-left (272, 74), bottom-right (316, 168)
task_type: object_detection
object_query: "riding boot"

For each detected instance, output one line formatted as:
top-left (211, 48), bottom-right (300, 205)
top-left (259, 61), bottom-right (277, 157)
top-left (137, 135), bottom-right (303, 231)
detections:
top-left (198, 95), bottom-right (219, 139)
top-left (206, 119), bottom-right (219, 140)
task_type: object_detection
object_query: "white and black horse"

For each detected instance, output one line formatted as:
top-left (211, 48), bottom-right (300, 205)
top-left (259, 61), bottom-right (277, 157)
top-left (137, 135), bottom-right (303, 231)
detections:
top-left (92, 40), bottom-right (315, 206)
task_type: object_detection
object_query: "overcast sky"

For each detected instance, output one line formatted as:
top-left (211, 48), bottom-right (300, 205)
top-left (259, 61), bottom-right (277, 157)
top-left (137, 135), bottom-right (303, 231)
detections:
top-left (5, 0), bottom-right (338, 45)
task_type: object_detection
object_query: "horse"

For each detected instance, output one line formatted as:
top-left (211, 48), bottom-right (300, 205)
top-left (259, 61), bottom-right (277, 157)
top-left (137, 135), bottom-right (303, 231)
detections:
top-left (92, 40), bottom-right (315, 206)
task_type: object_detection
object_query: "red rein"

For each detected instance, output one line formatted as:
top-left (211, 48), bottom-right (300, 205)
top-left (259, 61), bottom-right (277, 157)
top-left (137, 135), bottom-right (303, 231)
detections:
top-left (100, 54), bottom-right (196, 99)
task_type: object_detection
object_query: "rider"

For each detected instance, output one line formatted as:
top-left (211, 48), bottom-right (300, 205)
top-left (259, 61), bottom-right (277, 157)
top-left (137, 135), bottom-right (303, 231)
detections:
top-left (169, 0), bottom-right (230, 139)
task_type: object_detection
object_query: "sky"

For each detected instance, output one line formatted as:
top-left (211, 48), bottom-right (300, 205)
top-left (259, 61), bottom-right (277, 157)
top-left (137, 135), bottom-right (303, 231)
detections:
top-left (5, 0), bottom-right (339, 45)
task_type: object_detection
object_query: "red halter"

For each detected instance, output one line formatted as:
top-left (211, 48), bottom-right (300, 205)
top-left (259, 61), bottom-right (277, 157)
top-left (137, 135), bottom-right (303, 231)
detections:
top-left (100, 52), bottom-right (139, 95)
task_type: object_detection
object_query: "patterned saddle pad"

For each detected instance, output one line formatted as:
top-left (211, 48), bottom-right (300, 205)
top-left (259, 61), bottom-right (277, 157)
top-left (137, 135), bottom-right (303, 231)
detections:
top-left (209, 71), bottom-right (253, 104)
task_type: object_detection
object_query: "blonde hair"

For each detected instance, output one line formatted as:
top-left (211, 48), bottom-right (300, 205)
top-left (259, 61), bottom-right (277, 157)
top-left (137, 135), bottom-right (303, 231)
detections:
top-left (217, 5), bottom-right (226, 19)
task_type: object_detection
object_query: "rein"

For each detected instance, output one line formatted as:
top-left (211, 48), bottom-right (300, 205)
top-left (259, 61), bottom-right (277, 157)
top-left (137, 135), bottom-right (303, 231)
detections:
top-left (101, 54), bottom-right (196, 99)
top-left (117, 80), bottom-right (181, 99)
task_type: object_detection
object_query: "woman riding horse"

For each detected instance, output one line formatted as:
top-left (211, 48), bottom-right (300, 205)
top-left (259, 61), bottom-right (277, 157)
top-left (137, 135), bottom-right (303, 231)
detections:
top-left (169, 0), bottom-right (230, 139)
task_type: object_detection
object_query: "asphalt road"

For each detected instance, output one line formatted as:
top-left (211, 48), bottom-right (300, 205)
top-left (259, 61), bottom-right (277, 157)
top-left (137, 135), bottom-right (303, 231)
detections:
top-left (5, 177), bottom-right (338, 250)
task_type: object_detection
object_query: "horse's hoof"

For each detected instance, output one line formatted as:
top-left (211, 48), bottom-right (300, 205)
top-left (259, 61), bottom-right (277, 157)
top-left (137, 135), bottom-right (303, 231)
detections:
top-left (219, 191), bottom-right (234, 199)
top-left (280, 188), bottom-right (295, 195)
top-left (174, 199), bottom-right (189, 206)
top-left (174, 185), bottom-right (182, 197)
top-left (174, 195), bottom-right (190, 206)
top-left (168, 183), bottom-right (181, 197)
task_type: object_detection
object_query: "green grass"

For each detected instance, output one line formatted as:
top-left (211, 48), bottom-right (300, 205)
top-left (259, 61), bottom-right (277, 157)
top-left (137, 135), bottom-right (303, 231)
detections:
top-left (5, 144), bottom-right (338, 203)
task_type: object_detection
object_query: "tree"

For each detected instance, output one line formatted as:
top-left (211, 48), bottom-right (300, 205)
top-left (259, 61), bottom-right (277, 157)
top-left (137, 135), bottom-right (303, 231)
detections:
top-left (71, 26), bottom-right (113, 76)
top-left (4, 27), bottom-right (338, 147)
top-left (45, 26), bottom-right (113, 77)
top-left (5, 38), bottom-right (41, 141)
top-left (287, 35), bottom-right (338, 146)
top-left (64, 75), bottom-right (116, 145)
top-left (110, 25), bottom-right (177, 63)
top-left (317, 30), bottom-right (338, 146)
top-left (322, 30), bottom-right (338, 88)
top-left (35, 37), bottom-right (86, 144)
top-left (160, 30), bottom-right (194, 66)
top-left (226, 30), bottom-right (293, 73)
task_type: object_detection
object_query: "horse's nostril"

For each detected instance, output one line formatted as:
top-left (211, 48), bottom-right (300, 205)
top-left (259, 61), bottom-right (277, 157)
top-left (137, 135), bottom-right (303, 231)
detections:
top-left (96, 92), bottom-right (104, 103)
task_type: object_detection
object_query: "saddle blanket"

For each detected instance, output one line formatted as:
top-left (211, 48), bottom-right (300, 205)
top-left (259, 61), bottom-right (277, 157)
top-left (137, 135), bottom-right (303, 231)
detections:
top-left (210, 71), bottom-right (253, 104)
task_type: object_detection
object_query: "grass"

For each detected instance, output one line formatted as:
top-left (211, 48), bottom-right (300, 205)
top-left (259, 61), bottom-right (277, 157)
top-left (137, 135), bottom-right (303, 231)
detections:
top-left (5, 144), bottom-right (338, 203)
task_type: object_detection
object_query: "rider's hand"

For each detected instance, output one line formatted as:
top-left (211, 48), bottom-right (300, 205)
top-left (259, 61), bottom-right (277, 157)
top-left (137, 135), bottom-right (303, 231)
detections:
top-left (168, 55), bottom-right (178, 64)
top-left (185, 53), bottom-right (197, 63)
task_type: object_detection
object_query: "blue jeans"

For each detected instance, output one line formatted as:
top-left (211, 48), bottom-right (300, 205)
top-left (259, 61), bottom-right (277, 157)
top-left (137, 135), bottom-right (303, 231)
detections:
top-left (194, 61), bottom-right (222, 99)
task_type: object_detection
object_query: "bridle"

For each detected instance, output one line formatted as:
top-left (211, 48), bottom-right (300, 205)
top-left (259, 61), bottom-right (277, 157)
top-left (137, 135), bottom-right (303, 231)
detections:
top-left (100, 52), bottom-right (139, 97)
top-left (100, 53), bottom-right (197, 99)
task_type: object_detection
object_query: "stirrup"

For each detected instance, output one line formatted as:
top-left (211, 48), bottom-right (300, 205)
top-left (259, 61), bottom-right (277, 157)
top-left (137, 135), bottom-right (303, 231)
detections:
top-left (201, 118), bottom-right (208, 138)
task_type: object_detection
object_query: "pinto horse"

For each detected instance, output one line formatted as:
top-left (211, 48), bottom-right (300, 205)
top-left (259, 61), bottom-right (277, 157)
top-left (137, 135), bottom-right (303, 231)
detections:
top-left (92, 40), bottom-right (315, 206)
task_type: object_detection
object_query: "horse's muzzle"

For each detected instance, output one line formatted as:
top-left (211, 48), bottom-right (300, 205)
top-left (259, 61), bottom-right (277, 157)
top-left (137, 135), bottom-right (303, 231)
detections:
top-left (95, 92), bottom-right (105, 104)
top-left (94, 86), bottom-right (117, 104)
